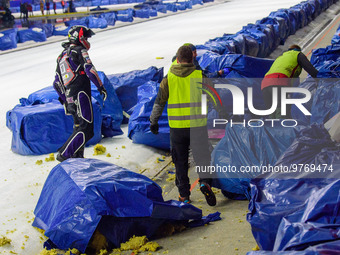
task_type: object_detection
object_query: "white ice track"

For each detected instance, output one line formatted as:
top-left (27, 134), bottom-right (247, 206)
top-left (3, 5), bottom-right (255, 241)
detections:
top-left (0, 0), bottom-right (306, 254)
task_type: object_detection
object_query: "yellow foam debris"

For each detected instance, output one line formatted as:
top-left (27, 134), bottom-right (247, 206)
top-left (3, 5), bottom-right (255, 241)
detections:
top-left (36, 160), bottom-right (43, 165)
top-left (252, 244), bottom-right (260, 251)
top-left (65, 248), bottom-right (81, 255)
top-left (39, 248), bottom-right (58, 255)
top-left (93, 144), bottom-right (107, 155)
top-left (0, 236), bottom-right (11, 246)
top-left (156, 57), bottom-right (164, 59)
top-left (106, 153), bottom-right (111, 157)
top-left (97, 249), bottom-right (108, 255)
top-left (122, 145), bottom-right (126, 149)
top-left (120, 235), bottom-right (160, 253)
top-left (166, 173), bottom-right (175, 182)
top-left (139, 241), bottom-right (160, 252)
top-left (109, 248), bottom-right (121, 254)
top-left (45, 153), bottom-right (55, 162)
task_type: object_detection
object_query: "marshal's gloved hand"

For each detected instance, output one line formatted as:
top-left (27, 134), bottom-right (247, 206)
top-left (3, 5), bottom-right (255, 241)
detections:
top-left (150, 122), bottom-right (159, 134)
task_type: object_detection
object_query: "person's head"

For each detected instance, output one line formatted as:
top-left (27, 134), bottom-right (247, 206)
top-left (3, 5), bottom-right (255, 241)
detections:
top-left (176, 46), bottom-right (193, 64)
top-left (288, 44), bottom-right (301, 52)
top-left (183, 43), bottom-right (197, 59)
top-left (68, 25), bottom-right (95, 50)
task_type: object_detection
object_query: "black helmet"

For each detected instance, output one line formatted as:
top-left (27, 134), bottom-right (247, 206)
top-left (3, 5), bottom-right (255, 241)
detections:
top-left (68, 25), bottom-right (95, 50)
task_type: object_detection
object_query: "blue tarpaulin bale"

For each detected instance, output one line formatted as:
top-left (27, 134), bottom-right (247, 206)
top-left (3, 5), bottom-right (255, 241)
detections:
top-left (65, 17), bottom-right (88, 27)
top-left (100, 12), bottom-right (116, 26)
top-left (154, 4), bottom-right (167, 13)
top-left (247, 125), bottom-right (340, 251)
top-left (128, 81), bottom-right (170, 150)
top-left (53, 26), bottom-right (71, 36)
top-left (256, 17), bottom-right (285, 46)
top-left (289, 6), bottom-right (307, 29)
top-left (0, 28), bottom-right (17, 51)
top-left (165, 3), bottom-right (177, 12)
top-left (236, 30), bottom-right (260, 57)
top-left (107, 66), bottom-right (163, 124)
top-left (87, 16), bottom-right (108, 29)
top-left (7, 100), bottom-right (102, 155)
top-left (227, 33), bottom-right (247, 55)
top-left (310, 77), bottom-right (340, 124)
top-left (30, 23), bottom-right (54, 38)
top-left (33, 158), bottom-right (202, 252)
top-left (176, 2), bottom-right (187, 11)
top-left (299, 1), bottom-right (314, 23)
top-left (185, 0), bottom-right (193, 9)
top-left (207, 35), bottom-right (238, 54)
top-left (203, 41), bottom-right (230, 55)
top-left (12, 71), bottom-right (123, 137)
top-left (116, 9), bottom-right (134, 22)
top-left (211, 123), bottom-right (302, 199)
top-left (310, 45), bottom-right (340, 67)
top-left (90, 72), bottom-right (124, 137)
top-left (247, 240), bottom-right (340, 254)
top-left (268, 12), bottom-right (290, 43)
top-left (198, 53), bottom-right (274, 78)
top-left (149, 8), bottom-right (157, 17)
top-left (290, 77), bottom-right (318, 125)
top-left (134, 8), bottom-right (150, 18)
top-left (192, 0), bottom-right (203, 5)
top-left (17, 27), bottom-right (47, 43)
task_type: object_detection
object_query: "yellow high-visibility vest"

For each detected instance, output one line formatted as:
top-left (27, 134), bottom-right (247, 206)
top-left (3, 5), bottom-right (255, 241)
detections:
top-left (167, 69), bottom-right (207, 128)
top-left (265, 50), bottom-right (302, 78)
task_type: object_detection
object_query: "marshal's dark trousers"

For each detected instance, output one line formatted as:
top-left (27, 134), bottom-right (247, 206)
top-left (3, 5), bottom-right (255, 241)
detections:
top-left (170, 126), bottom-right (212, 198)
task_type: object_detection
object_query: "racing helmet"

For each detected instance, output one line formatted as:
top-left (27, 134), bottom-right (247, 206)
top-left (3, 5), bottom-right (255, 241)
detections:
top-left (68, 25), bottom-right (95, 50)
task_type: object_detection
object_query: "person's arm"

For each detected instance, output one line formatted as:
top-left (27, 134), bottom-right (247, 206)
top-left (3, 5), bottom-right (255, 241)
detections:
top-left (80, 48), bottom-right (107, 99)
top-left (150, 78), bottom-right (169, 131)
top-left (298, 52), bottom-right (318, 78)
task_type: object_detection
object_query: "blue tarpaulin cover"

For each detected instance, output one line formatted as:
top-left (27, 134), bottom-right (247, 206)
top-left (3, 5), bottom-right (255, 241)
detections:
top-left (128, 81), bottom-right (170, 150)
top-left (99, 12), bottom-right (116, 26)
top-left (107, 66), bottom-right (163, 123)
top-left (116, 9), bottom-right (134, 22)
top-left (30, 23), bottom-right (54, 38)
top-left (65, 17), bottom-right (88, 27)
top-left (33, 158), bottom-right (203, 252)
top-left (7, 100), bottom-right (102, 155)
top-left (87, 16), bottom-right (108, 29)
top-left (53, 26), bottom-right (71, 36)
top-left (6, 71), bottom-right (123, 154)
top-left (211, 123), bottom-right (303, 199)
top-left (17, 27), bottom-right (47, 43)
top-left (197, 52), bottom-right (274, 78)
top-left (0, 28), bottom-right (17, 51)
top-left (247, 125), bottom-right (340, 253)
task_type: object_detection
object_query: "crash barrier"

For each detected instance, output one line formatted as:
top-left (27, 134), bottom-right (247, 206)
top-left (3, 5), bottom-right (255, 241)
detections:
top-left (196, 0), bottom-right (337, 59)
top-left (128, 81), bottom-right (170, 150)
top-left (33, 158), bottom-right (221, 252)
top-left (1, 0), bottom-right (209, 51)
top-left (247, 125), bottom-right (340, 253)
top-left (107, 66), bottom-right (164, 124)
top-left (6, 71), bottom-right (123, 155)
top-left (210, 122), bottom-right (304, 200)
